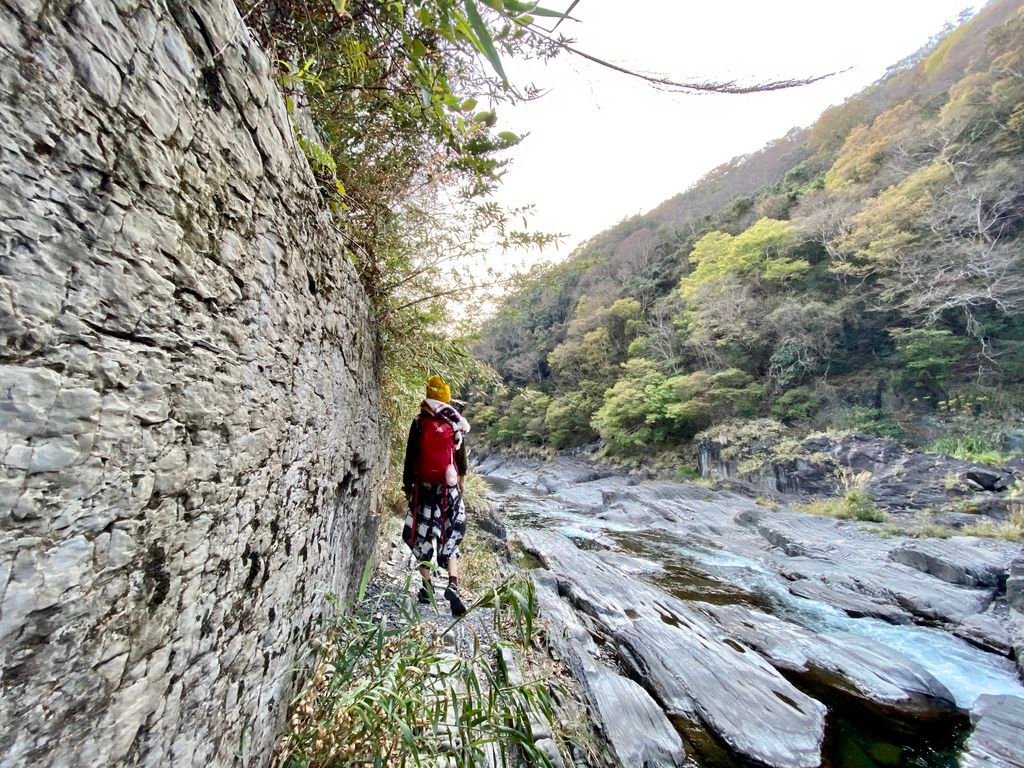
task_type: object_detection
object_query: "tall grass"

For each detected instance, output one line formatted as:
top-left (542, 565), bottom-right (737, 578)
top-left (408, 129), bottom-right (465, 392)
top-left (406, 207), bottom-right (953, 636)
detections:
top-left (800, 489), bottom-right (886, 523)
top-left (925, 434), bottom-right (1016, 466)
top-left (274, 577), bottom-right (557, 768)
top-left (962, 506), bottom-right (1024, 543)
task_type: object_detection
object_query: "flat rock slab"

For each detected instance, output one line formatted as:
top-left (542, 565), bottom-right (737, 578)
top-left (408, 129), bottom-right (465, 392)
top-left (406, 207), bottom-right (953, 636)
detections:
top-left (777, 554), bottom-right (992, 624)
top-left (786, 578), bottom-right (914, 624)
top-left (550, 476), bottom-right (637, 509)
top-left (595, 550), bottom-right (666, 576)
top-left (960, 694), bottom-right (1024, 767)
top-left (697, 603), bottom-right (959, 720)
top-left (532, 572), bottom-right (686, 768)
top-left (955, 611), bottom-right (1016, 657)
top-left (478, 454), bottom-right (607, 494)
top-left (889, 538), bottom-right (1018, 588)
top-left (604, 483), bottom-right (999, 626)
top-left (519, 530), bottom-right (826, 768)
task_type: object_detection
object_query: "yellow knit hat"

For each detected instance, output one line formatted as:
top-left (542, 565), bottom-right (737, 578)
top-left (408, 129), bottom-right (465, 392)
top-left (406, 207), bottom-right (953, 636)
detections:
top-left (425, 375), bottom-right (451, 403)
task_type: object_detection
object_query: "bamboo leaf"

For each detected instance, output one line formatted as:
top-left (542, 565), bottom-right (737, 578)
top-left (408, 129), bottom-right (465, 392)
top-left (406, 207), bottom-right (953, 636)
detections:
top-left (464, 0), bottom-right (507, 83)
top-left (502, 0), bottom-right (568, 18)
top-left (357, 553), bottom-right (374, 602)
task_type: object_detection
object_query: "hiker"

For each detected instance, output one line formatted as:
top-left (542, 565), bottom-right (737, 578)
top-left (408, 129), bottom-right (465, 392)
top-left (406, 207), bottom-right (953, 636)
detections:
top-left (402, 375), bottom-right (471, 616)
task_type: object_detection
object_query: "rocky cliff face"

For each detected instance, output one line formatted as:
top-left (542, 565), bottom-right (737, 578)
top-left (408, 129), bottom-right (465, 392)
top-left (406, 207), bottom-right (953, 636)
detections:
top-left (697, 426), bottom-right (1020, 518)
top-left (0, 1), bottom-right (385, 766)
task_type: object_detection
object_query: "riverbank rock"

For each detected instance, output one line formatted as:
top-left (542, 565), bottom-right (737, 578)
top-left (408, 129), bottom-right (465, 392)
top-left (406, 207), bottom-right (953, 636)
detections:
top-left (602, 483), bottom-right (1004, 628)
top-left (786, 580), bottom-right (915, 624)
top-left (954, 609), bottom-right (1016, 657)
top-left (519, 530), bottom-right (827, 768)
top-left (1009, 556), bottom-right (1024, 676)
top-left (532, 571), bottom-right (686, 768)
top-left (490, 455), bottom-right (1024, 765)
top-left (1008, 555), bottom-right (1024, 615)
top-left (960, 694), bottom-right (1024, 767)
top-left (697, 603), bottom-right (960, 721)
top-left (475, 452), bottom-right (609, 493)
top-left (889, 538), bottom-right (1014, 588)
top-left (697, 427), bottom-right (1020, 517)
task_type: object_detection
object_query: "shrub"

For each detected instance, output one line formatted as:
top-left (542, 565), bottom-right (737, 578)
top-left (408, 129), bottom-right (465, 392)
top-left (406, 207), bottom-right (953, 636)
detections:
top-left (544, 386), bottom-right (602, 449)
top-left (801, 490), bottom-right (886, 522)
top-left (592, 362), bottom-right (764, 454)
top-left (914, 524), bottom-right (953, 539)
top-left (461, 473), bottom-right (493, 515)
top-left (835, 406), bottom-right (904, 440)
top-left (961, 510), bottom-right (1024, 542)
top-left (492, 388), bottom-right (551, 446)
top-left (890, 328), bottom-right (968, 392)
top-left (771, 386), bottom-right (823, 423)
top-left (925, 434), bottom-right (1015, 466)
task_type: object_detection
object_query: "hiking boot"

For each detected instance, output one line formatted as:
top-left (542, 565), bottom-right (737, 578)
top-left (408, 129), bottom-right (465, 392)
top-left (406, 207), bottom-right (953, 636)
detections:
top-left (444, 583), bottom-right (467, 617)
top-left (417, 584), bottom-right (432, 605)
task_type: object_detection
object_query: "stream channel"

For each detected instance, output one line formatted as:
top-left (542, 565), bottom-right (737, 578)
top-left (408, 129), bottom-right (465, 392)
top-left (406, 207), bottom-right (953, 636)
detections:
top-left (482, 470), bottom-right (1024, 768)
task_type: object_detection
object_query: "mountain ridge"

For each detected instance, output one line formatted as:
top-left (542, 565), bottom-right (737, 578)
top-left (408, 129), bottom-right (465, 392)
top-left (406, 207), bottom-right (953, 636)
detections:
top-left (471, 0), bottom-right (1024, 462)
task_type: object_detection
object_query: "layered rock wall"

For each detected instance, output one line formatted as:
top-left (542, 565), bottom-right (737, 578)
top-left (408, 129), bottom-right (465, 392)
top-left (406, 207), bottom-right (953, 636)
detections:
top-left (0, 1), bottom-right (385, 765)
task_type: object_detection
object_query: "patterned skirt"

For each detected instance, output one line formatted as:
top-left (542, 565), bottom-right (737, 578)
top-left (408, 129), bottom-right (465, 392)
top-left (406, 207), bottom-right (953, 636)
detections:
top-left (402, 482), bottom-right (467, 569)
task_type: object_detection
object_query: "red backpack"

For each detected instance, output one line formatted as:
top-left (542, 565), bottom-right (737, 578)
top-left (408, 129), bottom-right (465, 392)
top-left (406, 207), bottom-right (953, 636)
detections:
top-left (416, 414), bottom-right (455, 484)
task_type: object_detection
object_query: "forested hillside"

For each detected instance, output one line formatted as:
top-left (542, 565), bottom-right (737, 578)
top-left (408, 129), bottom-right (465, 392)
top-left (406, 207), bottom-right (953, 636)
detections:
top-left (471, 0), bottom-right (1024, 462)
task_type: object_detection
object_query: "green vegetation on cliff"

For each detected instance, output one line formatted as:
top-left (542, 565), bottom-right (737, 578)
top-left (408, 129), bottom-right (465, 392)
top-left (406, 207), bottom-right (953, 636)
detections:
top-left (246, 0), bottom-right (564, 461)
top-left (471, 1), bottom-right (1024, 458)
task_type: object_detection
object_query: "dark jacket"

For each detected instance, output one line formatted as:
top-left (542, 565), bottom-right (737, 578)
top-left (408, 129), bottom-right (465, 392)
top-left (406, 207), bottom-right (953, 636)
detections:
top-left (403, 413), bottom-right (469, 492)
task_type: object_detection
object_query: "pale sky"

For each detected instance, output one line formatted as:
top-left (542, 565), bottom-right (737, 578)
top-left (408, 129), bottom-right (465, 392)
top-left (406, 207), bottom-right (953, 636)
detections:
top-left (491, 0), bottom-right (982, 262)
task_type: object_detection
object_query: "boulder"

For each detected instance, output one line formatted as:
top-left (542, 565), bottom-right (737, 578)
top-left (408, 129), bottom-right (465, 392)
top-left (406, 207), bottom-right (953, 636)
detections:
top-left (962, 467), bottom-right (1013, 493)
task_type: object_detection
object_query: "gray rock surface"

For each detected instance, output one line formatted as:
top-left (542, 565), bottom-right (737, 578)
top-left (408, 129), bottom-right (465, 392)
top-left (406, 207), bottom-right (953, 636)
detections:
top-left (699, 431), bottom-right (1020, 516)
top-left (1009, 555), bottom-right (1024, 615)
top-left (1010, 556), bottom-right (1024, 676)
top-left (0, 2), bottom-right (384, 767)
top-left (697, 603), bottom-right (959, 720)
top-left (786, 579), bottom-right (915, 624)
top-left (960, 694), bottom-right (1024, 767)
top-left (1002, 428), bottom-right (1024, 455)
top-left (487, 454), bottom-right (1024, 764)
top-left (519, 530), bottom-right (827, 768)
top-left (532, 571), bottom-right (686, 768)
top-left (955, 610), bottom-right (1015, 657)
top-left (477, 453), bottom-right (609, 493)
top-left (890, 538), bottom-right (1014, 588)
top-left (602, 484), bottom-right (1007, 627)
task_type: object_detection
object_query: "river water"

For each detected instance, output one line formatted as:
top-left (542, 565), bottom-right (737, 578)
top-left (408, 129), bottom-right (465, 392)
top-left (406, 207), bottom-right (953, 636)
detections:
top-left (485, 476), bottom-right (1024, 768)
